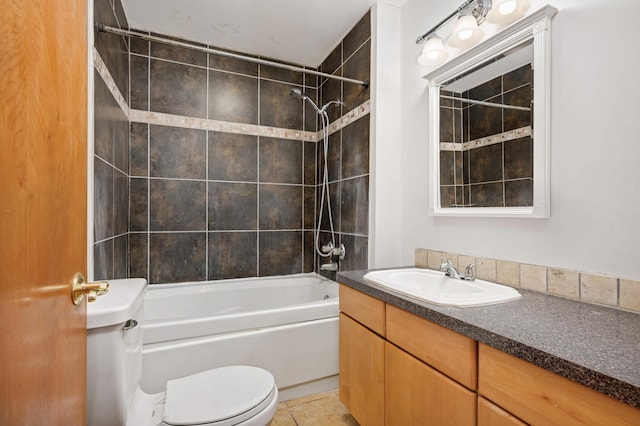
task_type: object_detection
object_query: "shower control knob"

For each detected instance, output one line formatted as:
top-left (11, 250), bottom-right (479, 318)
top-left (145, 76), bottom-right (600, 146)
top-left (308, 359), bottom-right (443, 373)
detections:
top-left (321, 242), bottom-right (334, 253)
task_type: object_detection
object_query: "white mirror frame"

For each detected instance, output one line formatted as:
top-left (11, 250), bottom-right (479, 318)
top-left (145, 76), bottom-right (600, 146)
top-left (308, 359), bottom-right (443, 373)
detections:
top-left (426, 5), bottom-right (557, 218)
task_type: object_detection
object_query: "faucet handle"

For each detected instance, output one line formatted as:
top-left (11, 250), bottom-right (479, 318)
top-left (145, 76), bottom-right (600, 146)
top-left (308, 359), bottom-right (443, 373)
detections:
top-left (463, 262), bottom-right (482, 281)
top-left (439, 258), bottom-right (453, 271)
top-left (321, 242), bottom-right (334, 254)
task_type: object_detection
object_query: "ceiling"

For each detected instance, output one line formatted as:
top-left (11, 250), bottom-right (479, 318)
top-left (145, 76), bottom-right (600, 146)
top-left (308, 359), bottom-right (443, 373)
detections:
top-left (121, 0), bottom-right (405, 67)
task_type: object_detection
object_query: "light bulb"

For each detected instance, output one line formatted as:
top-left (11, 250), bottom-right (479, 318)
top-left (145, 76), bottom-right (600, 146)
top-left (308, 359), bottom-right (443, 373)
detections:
top-left (448, 14), bottom-right (484, 49)
top-left (427, 50), bottom-right (440, 60)
top-left (424, 36), bottom-right (444, 56)
top-left (486, 0), bottom-right (531, 24)
top-left (417, 35), bottom-right (448, 67)
top-left (457, 29), bottom-right (473, 41)
top-left (499, 1), bottom-right (517, 15)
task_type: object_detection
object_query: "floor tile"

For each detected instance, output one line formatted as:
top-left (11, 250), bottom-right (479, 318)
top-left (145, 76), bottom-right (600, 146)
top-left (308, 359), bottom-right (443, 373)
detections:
top-left (288, 391), bottom-right (358, 426)
top-left (269, 390), bottom-right (359, 426)
top-left (269, 408), bottom-right (297, 426)
top-left (285, 390), bottom-right (337, 408)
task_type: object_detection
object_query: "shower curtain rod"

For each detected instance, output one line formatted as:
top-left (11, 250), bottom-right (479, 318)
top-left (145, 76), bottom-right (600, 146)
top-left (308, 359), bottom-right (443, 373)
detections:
top-left (97, 24), bottom-right (370, 88)
top-left (440, 95), bottom-right (531, 111)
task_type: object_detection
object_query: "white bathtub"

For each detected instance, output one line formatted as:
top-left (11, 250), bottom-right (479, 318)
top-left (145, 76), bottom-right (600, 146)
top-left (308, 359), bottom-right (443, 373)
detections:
top-left (140, 273), bottom-right (339, 401)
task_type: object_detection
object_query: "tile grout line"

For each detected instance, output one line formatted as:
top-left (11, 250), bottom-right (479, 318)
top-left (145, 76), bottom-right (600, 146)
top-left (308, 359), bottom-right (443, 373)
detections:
top-left (257, 64), bottom-right (261, 277)
top-left (205, 51), bottom-right (210, 281)
top-left (146, 48), bottom-right (151, 281)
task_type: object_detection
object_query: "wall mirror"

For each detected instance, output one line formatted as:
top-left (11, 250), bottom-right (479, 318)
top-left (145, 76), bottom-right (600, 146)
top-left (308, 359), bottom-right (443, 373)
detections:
top-left (426, 6), bottom-right (557, 218)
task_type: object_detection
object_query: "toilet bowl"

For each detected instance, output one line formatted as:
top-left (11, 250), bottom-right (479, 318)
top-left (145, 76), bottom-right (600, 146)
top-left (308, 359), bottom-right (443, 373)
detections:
top-left (86, 278), bottom-right (278, 426)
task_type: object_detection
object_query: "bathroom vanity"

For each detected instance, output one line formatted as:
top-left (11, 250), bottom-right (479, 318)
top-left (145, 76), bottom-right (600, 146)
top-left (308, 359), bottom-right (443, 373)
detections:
top-left (337, 270), bottom-right (640, 425)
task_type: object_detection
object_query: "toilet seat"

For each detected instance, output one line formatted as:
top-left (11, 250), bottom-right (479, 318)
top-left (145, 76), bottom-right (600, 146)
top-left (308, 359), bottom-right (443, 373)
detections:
top-left (162, 366), bottom-right (277, 426)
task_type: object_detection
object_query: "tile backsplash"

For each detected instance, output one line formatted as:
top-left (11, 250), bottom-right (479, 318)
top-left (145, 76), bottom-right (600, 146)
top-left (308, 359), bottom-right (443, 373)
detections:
top-left (416, 248), bottom-right (640, 313)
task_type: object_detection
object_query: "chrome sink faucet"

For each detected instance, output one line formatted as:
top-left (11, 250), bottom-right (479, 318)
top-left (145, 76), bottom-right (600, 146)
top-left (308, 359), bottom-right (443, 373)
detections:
top-left (439, 259), bottom-right (479, 281)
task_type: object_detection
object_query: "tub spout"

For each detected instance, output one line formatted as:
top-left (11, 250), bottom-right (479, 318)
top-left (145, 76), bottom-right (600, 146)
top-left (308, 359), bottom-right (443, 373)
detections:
top-left (321, 262), bottom-right (338, 272)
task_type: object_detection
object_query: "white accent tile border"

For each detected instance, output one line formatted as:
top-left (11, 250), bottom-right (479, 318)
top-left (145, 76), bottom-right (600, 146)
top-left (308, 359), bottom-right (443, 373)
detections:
top-left (440, 126), bottom-right (532, 152)
top-left (93, 48), bottom-right (129, 116)
top-left (129, 100), bottom-right (371, 143)
top-left (128, 109), bottom-right (319, 141)
top-left (94, 48), bottom-right (371, 143)
top-left (327, 101), bottom-right (371, 138)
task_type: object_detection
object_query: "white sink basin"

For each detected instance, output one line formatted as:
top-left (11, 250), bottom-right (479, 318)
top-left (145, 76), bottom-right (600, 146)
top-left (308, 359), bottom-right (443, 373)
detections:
top-left (363, 268), bottom-right (521, 307)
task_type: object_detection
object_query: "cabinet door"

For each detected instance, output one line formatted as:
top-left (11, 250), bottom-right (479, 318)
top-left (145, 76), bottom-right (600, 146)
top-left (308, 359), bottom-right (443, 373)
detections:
top-left (385, 342), bottom-right (476, 426)
top-left (478, 397), bottom-right (527, 426)
top-left (339, 313), bottom-right (385, 426)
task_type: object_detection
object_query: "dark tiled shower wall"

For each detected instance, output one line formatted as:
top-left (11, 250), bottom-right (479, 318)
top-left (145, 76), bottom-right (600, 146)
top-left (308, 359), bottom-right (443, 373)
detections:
top-left (128, 35), bottom-right (324, 283)
top-left (129, 127), bottom-right (318, 283)
top-left (94, 0), bottom-right (128, 100)
top-left (92, 4), bottom-right (372, 282)
top-left (93, 0), bottom-right (130, 280)
top-left (440, 64), bottom-right (533, 207)
top-left (318, 11), bottom-right (371, 277)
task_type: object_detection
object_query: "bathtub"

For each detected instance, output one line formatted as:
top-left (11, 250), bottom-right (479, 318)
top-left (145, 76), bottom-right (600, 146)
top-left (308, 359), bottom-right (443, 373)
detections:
top-left (140, 273), bottom-right (339, 401)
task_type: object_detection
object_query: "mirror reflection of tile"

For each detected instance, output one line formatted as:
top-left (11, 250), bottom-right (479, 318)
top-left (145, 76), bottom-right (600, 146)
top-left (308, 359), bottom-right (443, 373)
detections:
top-left (439, 64), bottom-right (533, 208)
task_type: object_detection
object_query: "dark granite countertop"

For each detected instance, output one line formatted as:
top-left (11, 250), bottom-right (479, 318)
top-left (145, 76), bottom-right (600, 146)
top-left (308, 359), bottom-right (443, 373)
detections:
top-left (337, 268), bottom-right (640, 408)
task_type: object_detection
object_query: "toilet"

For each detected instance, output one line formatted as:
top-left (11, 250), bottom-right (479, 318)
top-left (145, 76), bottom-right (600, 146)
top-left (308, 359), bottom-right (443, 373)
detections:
top-left (86, 278), bottom-right (278, 426)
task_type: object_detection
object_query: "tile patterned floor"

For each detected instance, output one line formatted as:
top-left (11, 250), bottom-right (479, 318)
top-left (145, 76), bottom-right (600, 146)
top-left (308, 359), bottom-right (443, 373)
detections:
top-left (268, 390), bottom-right (359, 426)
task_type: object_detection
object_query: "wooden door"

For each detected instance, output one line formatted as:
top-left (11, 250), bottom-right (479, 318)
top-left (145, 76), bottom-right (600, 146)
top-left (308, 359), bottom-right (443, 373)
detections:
top-left (0, 1), bottom-right (88, 424)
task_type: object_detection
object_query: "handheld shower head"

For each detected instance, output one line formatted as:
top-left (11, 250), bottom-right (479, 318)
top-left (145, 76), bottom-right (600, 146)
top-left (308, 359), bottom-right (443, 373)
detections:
top-left (290, 88), bottom-right (310, 101)
top-left (290, 87), bottom-right (322, 113)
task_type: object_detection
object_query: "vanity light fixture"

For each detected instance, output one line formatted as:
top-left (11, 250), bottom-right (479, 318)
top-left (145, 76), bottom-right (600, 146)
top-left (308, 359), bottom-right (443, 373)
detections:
top-left (415, 0), bottom-right (492, 65)
top-left (486, 0), bottom-right (531, 24)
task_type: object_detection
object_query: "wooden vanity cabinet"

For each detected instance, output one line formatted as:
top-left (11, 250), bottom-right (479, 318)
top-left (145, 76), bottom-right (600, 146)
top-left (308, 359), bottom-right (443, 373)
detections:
top-left (339, 285), bottom-right (477, 425)
top-left (340, 284), bottom-right (640, 426)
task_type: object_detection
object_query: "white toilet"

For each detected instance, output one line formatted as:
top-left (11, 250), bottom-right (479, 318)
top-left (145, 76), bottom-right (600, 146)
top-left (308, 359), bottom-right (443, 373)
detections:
top-left (86, 278), bottom-right (278, 426)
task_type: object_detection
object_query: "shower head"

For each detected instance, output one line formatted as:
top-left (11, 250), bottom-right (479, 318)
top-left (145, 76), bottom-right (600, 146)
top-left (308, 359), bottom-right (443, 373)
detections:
top-left (290, 87), bottom-right (321, 113)
top-left (290, 88), bottom-right (310, 101)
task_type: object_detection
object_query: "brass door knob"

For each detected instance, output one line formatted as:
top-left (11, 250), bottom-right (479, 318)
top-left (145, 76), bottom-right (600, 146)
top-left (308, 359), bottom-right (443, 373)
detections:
top-left (71, 273), bottom-right (109, 305)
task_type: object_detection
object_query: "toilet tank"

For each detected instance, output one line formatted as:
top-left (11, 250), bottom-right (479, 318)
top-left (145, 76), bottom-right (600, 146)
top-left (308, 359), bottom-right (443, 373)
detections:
top-left (86, 278), bottom-right (147, 426)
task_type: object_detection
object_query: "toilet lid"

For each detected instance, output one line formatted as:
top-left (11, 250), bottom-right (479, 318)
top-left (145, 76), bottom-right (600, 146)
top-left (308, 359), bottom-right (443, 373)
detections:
top-left (163, 366), bottom-right (276, 426)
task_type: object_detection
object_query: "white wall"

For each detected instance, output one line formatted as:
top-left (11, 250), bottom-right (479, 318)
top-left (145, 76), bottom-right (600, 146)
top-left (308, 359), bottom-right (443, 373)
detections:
top-left (370, 2), bottom-right (404, 268)
top-left (390, 0), bottom-right (640, 279)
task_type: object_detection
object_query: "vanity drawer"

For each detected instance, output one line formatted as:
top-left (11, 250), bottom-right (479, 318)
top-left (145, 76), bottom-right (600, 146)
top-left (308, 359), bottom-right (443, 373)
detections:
top-left (386, 304), bottom-right (477, 389)
top-left (479, 343), bottom-right (640, 426)
top-left (339, 284), bottom-right (386, 336)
